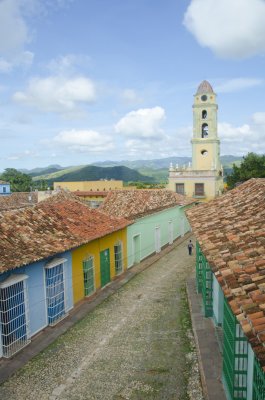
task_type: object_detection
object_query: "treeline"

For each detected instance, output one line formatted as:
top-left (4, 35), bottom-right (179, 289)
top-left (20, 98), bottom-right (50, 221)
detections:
top-left (0, 168), bottom-right (49, 192)
top-left (226, 152), bottom-right (265, 188)
top-left (1, 152), bottom-right (264, 192)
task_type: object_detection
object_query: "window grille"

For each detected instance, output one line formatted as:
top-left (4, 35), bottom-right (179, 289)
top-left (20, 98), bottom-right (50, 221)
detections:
top-left (176, 183), bottom-right (184, 195)
top-left (195, 183), bottom-right (205, 196)
top-left (45, 261), bottom-right (66, 326)
top-left (223, 299), bottom-right (248, 399)
top-left (253, 357), bottom-right (265, 399)
top-left (0, 275), bottom-right (30, 358)
top-left (202, 255), bottom-right (213, 317)
top-left (196, 242), bottom-right (203, 293)
top-left (83, 257), bottom-right (95, 296)
top-left (114, 242), bottom-right (123, 275)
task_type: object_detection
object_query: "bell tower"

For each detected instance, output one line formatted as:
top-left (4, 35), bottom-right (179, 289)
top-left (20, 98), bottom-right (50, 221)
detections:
top-left (167, 80), bottom-right (224, 201)
top-left (191, 80), bottom-right (221, 171)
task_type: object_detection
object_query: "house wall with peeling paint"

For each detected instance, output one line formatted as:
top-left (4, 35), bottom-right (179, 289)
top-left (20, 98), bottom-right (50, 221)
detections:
top-left (71, 228), bottom-right (127, 304)
top-left (127, 206), bottom-right (190, 268)
top-left (0, 251), bottom-right (73, 357)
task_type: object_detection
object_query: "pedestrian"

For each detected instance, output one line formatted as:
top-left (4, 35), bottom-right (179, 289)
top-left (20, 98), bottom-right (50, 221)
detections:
top-left (188, 240), bottom-right (194, 255)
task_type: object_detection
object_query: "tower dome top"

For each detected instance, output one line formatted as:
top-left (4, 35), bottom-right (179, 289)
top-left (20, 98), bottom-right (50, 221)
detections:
top-left (196, 80), bottom-right (214, 94)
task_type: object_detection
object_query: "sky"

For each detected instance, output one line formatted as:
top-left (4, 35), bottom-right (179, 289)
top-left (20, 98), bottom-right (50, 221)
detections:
top-left (0, 0), bottom-right (265, 170)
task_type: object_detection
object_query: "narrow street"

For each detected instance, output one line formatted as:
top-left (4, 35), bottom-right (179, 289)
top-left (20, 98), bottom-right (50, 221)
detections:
top-left (0, 238), bottom-right (203, 400)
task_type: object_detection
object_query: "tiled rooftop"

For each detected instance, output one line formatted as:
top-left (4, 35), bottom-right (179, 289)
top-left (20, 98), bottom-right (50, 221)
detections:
top-left (196, 80), bottom-right (214, 94)
top-left (0, 180), bottom-right (9, 184)
top-left (0, 192), bottom-right (38, 211)
top-left (0, 193), bottom-right (131, 273)
top-left (186, 178), bottom-right (265, 366)
top-left (100, 189), bottom-right (195, 219)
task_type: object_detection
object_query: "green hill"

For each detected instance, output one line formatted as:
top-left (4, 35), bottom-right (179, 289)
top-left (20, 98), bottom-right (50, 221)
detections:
top-left (34, 165), bottom-right (154, 185)
top-left (30, 155), bottom-right (243, 185)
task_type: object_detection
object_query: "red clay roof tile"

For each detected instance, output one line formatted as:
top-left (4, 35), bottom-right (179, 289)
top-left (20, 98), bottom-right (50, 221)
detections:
top-left (0, 192), bottom-right (131, 273)
top-left (100, 189), bottom-right (195, 219)
top-left (186, 178), bottom-right (265, 362)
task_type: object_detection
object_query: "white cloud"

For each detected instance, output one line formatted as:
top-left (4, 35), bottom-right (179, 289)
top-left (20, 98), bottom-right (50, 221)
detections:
top-left (183, 0), bottom-right (265, 58)
top-left (121, 89), bottom-right (142, 105)
top-left (47, 54), bottom-right (91, 74)
top-left (0, 51), bottom-right (34, 73)
top-left (215, 78), bottom-right (263, 93)
top-left (218, 120), bottom-right (265, 154)
top-left (115, 106), bottom-right (165, 139)
top-left (0, 59), bottom-right (12, 73)
top-left (0, 0), bottom-right (29, 55)
top-left (252, 112), bottom-right (265, 125)
top-left (0, 1), bottom-right (35, 73)
top-left (7, 149), bottom-right (39, 160)
top-left (13, 76), bottom-right (96, 113)
top-left (218, 122), bottom-right (252, 141)
top-left (125, 139), bottom-right (156, 156)
top-left (53, 129), bottom-right (114, 152)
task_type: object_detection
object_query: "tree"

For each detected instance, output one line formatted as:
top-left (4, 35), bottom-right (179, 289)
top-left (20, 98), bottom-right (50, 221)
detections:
top-left (0, 168), bottom-right (33, 192)
top-left (226, 153), bottom-right (265, 188)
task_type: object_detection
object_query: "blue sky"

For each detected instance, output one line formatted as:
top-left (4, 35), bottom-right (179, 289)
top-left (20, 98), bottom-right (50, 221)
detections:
top-left (0, 0), bottom-right (265, 170)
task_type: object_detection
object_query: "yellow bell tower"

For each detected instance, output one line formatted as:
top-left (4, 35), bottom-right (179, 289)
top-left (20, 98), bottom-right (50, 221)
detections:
top-left (167, 80), bottom-right (224, 201)
top-left (192, 80), bottom-right (221, 171)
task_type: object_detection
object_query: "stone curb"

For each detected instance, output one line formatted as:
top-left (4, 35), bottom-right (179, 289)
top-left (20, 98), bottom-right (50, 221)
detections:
top-left (186, 279), bottom-right (209, 400)
top-left (186, 278), bottom-right (226, 400)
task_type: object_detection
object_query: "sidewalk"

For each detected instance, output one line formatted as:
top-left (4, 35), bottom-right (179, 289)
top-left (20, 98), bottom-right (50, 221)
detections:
top-left (186, 278), bottom-right (226, 400)
top-left (0, 233), bottom-right (192, 385)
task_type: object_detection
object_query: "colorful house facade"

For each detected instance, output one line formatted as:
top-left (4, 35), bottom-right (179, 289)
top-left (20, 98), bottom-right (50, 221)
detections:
top-left (71, 224), bottom-right (128, 305)
top-left (100, 190), bottom-right (194, 268)
top-left (0, 180), bottom-right (11, 196)
top-left (0, 193), bottom-right (130, 358)
top-left (186, 178), bottom-right (265, 400)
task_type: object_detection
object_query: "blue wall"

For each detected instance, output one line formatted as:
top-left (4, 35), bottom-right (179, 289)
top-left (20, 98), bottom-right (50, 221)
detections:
top-left (0, 183), bottom-right (11, 195)
top-left (0, 251), bottom-right (73, 337)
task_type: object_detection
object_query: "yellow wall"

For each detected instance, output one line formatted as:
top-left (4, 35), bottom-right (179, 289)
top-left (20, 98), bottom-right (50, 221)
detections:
top-left (71, 228), bottom-right (127, 304)
top-left (167, 176), bottom-right (223, 201)
top-left (54, 181), bottom-right (123, 191)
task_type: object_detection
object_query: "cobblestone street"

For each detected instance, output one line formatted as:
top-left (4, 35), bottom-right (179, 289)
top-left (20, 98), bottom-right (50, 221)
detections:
top-left (0, 238), bottom-right (203, 400)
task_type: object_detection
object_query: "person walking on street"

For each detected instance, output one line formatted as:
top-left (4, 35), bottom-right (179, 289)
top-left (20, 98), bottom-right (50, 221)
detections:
top-left (188, 240), bottom-right (194, 256)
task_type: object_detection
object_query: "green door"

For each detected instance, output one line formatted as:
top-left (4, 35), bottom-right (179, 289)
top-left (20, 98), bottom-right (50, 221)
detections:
top-left (100, 249), bottom-right (111, 287)
top-left (83, 257), bottom-right (95, 296)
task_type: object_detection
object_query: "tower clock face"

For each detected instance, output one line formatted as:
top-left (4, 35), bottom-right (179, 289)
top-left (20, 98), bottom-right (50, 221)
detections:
top-left (201, 95), bottom-right (207, 101)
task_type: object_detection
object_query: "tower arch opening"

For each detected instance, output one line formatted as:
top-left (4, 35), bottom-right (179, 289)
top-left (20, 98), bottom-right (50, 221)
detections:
top-left (202, 123), bottom-right (208, 138)
top-left (202, 110), bottom-right (207, 119)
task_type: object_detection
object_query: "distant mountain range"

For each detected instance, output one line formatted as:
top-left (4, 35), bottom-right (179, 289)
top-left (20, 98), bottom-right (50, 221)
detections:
top-left (92, 155), bottom-right (242, 169)
top-left (31, 165), bottom-right (155, 184)
top-left (21, 155), bottom-right (242, 184)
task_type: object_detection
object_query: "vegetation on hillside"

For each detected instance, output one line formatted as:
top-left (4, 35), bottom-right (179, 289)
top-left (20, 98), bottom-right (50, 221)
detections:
top-left (0, 168), bottom-right (33, 192)
top-left (226, 153), bottom-right (265, 188)
top-left (34, 165), bottom-right (155, 186)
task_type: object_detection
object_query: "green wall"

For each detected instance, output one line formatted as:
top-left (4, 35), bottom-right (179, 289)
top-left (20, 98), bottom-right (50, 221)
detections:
top-left (127, 205), bottom-right (191, 268)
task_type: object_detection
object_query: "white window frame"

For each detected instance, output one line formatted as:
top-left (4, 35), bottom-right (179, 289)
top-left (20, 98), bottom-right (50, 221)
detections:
top-left (168, 220), bottom-right (173, 244)
top-left (0, 274), bottom-right (30, 358)
top-left (83, 255), bottom-right (95, 297)
top-left (155, 226), bottom-right (161, 253)
top-left (114, 241), bottom-right (123, 275)
top-left (132, 233), bottom-right (141, 266)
